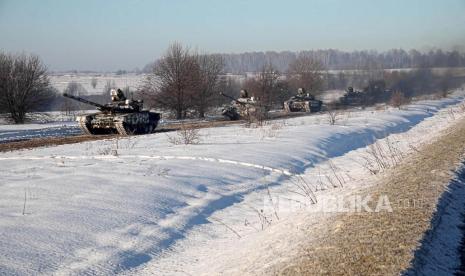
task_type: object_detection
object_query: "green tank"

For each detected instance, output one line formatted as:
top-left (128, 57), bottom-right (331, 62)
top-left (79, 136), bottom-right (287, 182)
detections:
top-left (220, 90), bottom-right (268, 121)
top-left (339, 87), bottom-right (363, 106)
top-left (284, 88), bottom-right (322, 113)
top-left (63, 89), bottom-right (160, 135)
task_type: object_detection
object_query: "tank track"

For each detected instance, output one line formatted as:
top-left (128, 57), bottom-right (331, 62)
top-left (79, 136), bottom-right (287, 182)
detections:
top-left (115, 121), bottom-right (157, 135)
top-left (284, 102), bottom-right (291, 113)
top-left (78, 117), bottom-right (92, 135)
top-left (304, 102), bottom-right (311, 112)
top-left (115, 121), bottom-right (129, 136)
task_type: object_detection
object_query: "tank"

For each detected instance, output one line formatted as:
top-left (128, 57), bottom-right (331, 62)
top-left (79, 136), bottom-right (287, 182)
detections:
top-left (339, 87), bottom-right (363, 106)
top-left (63, 89), bottom-right (161, 135)
top-left (220, 90), bottom-right (268, 121)
top-left (284, 88), bottom-right (322, 113)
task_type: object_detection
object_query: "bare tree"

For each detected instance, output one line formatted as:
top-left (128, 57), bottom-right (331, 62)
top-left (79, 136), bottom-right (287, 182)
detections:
top-left (192, 54), bottom-right (224, 118)
top-left (257, 62), bottom-right (280, 106)
top-left (141, 42), bottom-right (198, 119)
top-left (61, 97), bottom-right (74, 116)
top-left (243, 62), bottom-right (280, 106)
top-left (389, 91), bottom-right (408, 109)
top-left (287, 55), bottom-right (325, 93)
top-left (103, 79), bottom-right (116, 95)
top-left (438, 70), bottom-right (453, 97)
top-left (90, 77), bottom-right (98, 89)
top-left (0, 52), bottom-right (52, 123)
top-left (65, 81), bottom-right (86, 96)
top-left (62, 81), bottom-right (87, 113)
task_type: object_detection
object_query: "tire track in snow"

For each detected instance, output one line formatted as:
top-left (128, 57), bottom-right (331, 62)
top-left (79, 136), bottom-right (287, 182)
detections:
top-left (0, 155), bottom-right (294, 176)
top-left (53, 170), bottom-right (288, 275)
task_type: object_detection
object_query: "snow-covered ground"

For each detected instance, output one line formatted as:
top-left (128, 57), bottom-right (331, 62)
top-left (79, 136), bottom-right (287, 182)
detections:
top-left (0, 111), bottom-right (91, 143)
top-left (0, 89), bottom-right (465, 275)
top-left (0, 122), bottom-right (80, 143)
top-left (50, 73), bottom-right (144, 95)
top-left (0, 112), bottom-right (222, 143)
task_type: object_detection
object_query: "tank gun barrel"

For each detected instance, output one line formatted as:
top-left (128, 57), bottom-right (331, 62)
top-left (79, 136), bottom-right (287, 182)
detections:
top-left (219, 92), bottom-right (236, 101)
top-left (220, 92), bottom-right (248, 105)
top-left (63, 93), bottom-right (108, 110)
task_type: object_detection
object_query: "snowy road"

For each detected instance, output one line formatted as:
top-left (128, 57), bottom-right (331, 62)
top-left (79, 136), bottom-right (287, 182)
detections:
top-left (0, 91), bottom-right (464, 275)
top-left (0, 122), bottom-right (81, 143)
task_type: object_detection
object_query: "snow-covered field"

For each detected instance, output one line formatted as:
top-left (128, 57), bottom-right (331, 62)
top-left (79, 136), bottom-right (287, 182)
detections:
top-left (0, 89), bottom-right (465, 275)
top-left (0, 111), bottom-right (92, 143)
top-left (50, 73), bottom-right (144, 95)
top-left (0, 122), bottom-right (80, 143)
top-left (0, 112), bottom-right (222, 143)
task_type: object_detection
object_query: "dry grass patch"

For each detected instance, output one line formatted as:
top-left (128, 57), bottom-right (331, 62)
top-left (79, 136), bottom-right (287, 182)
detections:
top-left (273, 116), bottom-right (465, 275)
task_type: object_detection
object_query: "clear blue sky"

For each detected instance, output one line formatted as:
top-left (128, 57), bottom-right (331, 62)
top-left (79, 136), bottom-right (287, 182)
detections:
top-left (1, 0), bottom-right (464, 71)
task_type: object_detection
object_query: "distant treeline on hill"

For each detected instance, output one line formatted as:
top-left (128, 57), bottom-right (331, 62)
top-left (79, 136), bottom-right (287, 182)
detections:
top-left (215, 49), bottom-right (465, 73)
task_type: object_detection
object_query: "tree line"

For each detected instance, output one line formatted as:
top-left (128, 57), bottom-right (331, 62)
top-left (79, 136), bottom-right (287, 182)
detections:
top-left (215, 48), bottom-right (465, 74)
top-left (138, 43), bottom-right (329, 117)
top-left (1, 45), bottom-right (464, 123)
